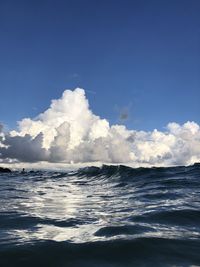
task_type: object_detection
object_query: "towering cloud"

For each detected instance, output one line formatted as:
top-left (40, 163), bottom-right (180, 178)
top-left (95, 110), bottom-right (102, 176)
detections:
top-left (0, 88), bottom-right (200, 167)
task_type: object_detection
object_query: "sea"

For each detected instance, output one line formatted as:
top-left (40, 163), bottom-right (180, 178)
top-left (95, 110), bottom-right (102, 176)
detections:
top-left (0, 163), bottom-right (200, 267)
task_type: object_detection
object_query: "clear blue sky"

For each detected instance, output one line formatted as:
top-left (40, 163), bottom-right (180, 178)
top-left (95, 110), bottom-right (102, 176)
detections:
top-left (0, 0), bottom-right (199, 131)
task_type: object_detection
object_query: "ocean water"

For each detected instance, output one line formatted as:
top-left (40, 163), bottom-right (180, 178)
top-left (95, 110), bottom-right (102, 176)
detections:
top-left (0, 164), bottom-right (200, 267)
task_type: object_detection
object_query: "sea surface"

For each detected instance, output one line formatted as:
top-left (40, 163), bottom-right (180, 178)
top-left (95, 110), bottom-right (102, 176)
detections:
top-left (0, 164), bottom-right (200, 267)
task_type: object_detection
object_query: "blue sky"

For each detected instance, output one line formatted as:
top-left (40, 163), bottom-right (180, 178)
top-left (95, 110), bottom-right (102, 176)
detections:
top-left (0, 0), bottom-right (199, 131)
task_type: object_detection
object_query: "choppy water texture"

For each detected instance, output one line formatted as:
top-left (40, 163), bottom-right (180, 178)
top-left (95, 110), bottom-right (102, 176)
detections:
top-left (0, 164), bottom-right (200, 267)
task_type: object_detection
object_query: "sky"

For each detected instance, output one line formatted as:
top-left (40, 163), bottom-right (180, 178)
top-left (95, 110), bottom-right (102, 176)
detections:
top-left (0, 0), bottom-right (200, 167)
top-left (0, 0), bottom-right (199, 131)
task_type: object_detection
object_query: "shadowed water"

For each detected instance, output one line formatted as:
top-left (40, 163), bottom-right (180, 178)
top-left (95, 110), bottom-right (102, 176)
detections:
top-left (0, 164), bottom-right (200, 266)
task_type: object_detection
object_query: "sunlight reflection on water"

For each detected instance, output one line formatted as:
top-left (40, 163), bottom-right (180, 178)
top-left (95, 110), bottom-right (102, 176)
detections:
top-left (0, 166), bottom-right (200, 246)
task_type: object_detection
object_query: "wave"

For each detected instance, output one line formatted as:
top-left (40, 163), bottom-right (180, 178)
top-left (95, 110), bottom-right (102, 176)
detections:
top-left (76, 162), bottom-right (200, 180)
top-left (0, 163), bottom-right (200, 266)
top-left (0, 212), bottom-right (87, 230)
top-left (1, 238), bottom-right (200, 267)
top-left (130, 209), bottom-right (200, 226)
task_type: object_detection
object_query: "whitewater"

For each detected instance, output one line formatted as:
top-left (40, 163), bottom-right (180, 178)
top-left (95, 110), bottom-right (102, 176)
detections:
top-left (0, 163), bottom-right (200, 266)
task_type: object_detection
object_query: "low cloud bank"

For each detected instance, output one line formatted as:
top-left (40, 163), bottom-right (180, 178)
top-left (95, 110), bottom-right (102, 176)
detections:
top-left (0, 88), bottom-right (200, 167)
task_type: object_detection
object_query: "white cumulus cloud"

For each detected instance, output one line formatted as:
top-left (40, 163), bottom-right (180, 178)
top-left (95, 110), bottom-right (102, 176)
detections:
top-left (0, 88), bottom-right (200, 167)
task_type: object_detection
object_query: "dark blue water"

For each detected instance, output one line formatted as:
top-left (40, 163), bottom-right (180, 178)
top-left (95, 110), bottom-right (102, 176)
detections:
top-left (0, 164), bottom-right (200, 267)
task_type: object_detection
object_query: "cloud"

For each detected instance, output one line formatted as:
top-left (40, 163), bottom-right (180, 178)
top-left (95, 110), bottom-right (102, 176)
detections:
top-left (0, 88), bottom-right (200, 167)
top-left (0, 133), bottom-right (48, 162)
top-left (114, 104), bottom-right (132, 123)
top-left (119, 108), bottom-right (129, 121)
top-left (0, 123), bottom-right (3, 133)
